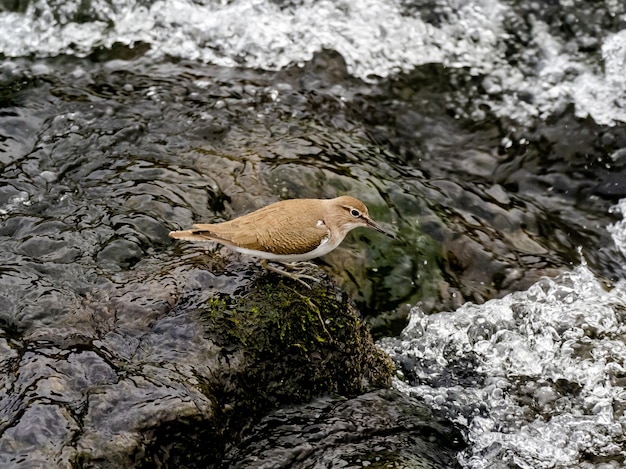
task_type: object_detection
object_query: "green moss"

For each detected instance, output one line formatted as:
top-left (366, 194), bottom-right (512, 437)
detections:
top-left (197, 270), bottom-right (394, 442)
top-left (203, 276), bottom-right (355, 356)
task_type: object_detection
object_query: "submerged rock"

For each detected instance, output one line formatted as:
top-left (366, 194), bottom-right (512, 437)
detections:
top-left (222, 388), bottom-right (464, 469)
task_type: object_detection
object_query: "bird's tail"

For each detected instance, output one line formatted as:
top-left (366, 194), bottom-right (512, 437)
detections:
top-left (169, 229), bottom-right (214, 242)
top-left (169, 229), bottom-right (230, 244)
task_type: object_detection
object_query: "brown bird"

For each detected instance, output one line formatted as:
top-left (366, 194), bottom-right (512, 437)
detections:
top-left (169, 196), bottom-right (394, 285)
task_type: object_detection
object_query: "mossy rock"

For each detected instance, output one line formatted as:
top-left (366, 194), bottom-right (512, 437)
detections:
top-left (202, 269), bottom-right (394, 408)
top-left (138, 261), bottom-right (394, 467)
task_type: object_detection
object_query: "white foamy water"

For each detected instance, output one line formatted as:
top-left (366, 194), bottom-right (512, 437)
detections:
top-left (380, 266), bottom-right (626, 468)
top-left (0, 0), bottom-right (625, 125)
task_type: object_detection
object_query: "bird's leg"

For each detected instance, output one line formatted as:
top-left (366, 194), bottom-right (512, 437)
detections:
top-left (259, 259), bottom-right (320, 289)
top-left (282, 261), bottom-right (318, 271)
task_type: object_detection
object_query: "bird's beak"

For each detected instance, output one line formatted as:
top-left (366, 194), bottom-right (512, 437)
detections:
top-left (365, 217), bottom-right (396, 239)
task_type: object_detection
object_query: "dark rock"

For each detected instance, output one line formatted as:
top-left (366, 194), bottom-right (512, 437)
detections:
top-left (221, 389), bottom-right (464, 469)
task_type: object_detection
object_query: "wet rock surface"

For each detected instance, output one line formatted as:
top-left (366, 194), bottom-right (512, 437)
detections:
top-left (0, 257), bottom-right (393, 467)
top-left (1, 51), bottom-right (625, 466)
top-left (5, 54), bottom-right (621, 328)
top-left (221, 389), bottom-right (464, 469)
top-left (1, 0), bottom-right (626, 467)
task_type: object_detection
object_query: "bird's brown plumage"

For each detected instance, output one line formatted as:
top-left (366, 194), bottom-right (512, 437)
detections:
top-left (168, 196), bottom-right (391, 261)
top-left (170, 198), bottom-right (332, 255)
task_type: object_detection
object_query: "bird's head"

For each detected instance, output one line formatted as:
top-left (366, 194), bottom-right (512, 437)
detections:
top-left (326, 196), bottom-right (395, 239)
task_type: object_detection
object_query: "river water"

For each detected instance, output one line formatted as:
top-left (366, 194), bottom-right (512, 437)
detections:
top-left (1, 0), bottom-right (626, 467)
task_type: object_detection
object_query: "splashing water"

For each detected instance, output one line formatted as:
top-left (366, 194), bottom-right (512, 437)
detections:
top-left (380, 266), bottom-right (626, 468)
top-left (1, 0), bottom-right (626, 125)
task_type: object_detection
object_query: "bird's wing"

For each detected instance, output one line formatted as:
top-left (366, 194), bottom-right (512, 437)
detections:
top-left (192, 203), bottom-right (329, 255)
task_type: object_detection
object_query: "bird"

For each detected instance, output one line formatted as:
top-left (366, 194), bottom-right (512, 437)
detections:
top-left (169, 195), bottom-right (395, 286)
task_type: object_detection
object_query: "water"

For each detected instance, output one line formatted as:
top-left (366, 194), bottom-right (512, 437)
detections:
top-left (1, 0), bottom-right (626, 467)
top-left (2, 0), bottom-right (625, 126)
top-left (609, 199), bottom-right (626, 259)
top-left (380, 265), bottom-right (626, 468)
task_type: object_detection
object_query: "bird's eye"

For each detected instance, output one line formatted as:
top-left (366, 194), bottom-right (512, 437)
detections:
top-left (350, 208), bottom-right (361, 218)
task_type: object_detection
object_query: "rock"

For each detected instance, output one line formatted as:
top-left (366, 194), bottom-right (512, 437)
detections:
top-left (221, 388), bottom-right (464, 469)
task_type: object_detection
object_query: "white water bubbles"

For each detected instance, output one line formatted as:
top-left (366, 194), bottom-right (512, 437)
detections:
top-left (572, 29), bottom-right (626, 126)
top-left (1, 0), bottom-right (626, 125)
top-left (380, 266), bottom-right (626, 468)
